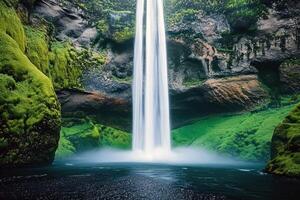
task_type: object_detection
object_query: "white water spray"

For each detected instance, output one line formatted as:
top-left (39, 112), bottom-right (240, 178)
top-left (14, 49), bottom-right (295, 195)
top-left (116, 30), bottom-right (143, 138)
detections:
top-left (132, 0), bottom-right (171, 156)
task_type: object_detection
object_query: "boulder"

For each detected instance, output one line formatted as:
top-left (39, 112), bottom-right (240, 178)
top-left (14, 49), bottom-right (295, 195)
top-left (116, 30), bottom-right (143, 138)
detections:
top-left (0, 1), bottom-right (61, 167)
top-left (266, 103), bottom-right (300, 177)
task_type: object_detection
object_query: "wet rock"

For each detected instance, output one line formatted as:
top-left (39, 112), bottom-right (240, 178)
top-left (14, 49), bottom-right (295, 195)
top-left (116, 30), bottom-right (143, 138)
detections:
top-left (60, 75), bottom-right (268, 131)
top-left (171, 75), bottom-right (269, 127)
top-left (57, 89), bottom-right (131, 131)
top-left (279, 59), bottom-right (300, 94)
top-left (32, 0), bottom-right (97, 47)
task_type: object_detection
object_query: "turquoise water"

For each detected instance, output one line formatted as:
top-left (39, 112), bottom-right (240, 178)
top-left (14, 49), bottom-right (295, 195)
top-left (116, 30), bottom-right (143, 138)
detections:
top-left (1, 162), bottom-right (299, 200)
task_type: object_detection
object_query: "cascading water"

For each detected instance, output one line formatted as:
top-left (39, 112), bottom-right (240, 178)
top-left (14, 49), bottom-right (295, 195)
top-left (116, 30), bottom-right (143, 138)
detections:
top-left (65, 0), bottom-right (243, 166)
top-left (132, 0), bottom-right (171, 156)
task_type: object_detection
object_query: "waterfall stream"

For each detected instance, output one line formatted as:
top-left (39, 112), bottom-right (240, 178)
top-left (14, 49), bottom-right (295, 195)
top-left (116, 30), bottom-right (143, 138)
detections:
top-left (132, 0), bottom-right (171, 155)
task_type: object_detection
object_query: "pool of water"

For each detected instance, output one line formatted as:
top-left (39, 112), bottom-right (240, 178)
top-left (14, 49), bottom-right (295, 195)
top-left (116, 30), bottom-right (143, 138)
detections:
top-left (0, 162), bottom-right (299, 200)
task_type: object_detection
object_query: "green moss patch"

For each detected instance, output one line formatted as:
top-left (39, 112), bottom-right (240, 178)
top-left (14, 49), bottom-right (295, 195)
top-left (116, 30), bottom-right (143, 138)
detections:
top-left (25, 25), bottom-right (49, 74)
top-left (55, 118), bottom-right (131, 158)
top-left (172, 105), bottom-right (295, 162)
top-left (0, 1), bottom-right (25, 51)
top-left (25, 25), bottom-right (105, 90)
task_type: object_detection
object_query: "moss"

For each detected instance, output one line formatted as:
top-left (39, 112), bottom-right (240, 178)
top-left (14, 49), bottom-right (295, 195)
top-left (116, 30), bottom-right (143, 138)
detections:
top-left (48, 42), bottom-right (105, 89)
top-left (182, 79), bottom-right (205, 87)
top-left (225, 0), bottom-right (267, 32)
top-left (113, 26), bottom-right (134, 43)
top-left (55, 136), bottom-right (76, 158)
top-left (56, 117), bottom-right (131, 158)
top-left (25, 24), bottom-right (105, 90)
top-left (98, 124), bottom-right (131, 149)
top-left (266, 104), bottom-right (300, 177)
top-left (0, 30), bottom-right (60, 166)
top-left (172, 105), bottom-right (295, 161)
top-left (168, 8), bottom-right (198, 26)
top-left (0, 0), bottom-right (25, 51)
top-left (24, 25), bottom-right (49, 74)
top-left (96, 19), bottom-right (109, 34)
top-left (48, 42), bottom-right (82, 89)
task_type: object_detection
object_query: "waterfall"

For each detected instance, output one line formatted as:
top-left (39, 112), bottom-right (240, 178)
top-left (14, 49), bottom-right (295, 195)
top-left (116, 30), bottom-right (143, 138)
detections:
top-left (132, 0), bottom-right (171, 155)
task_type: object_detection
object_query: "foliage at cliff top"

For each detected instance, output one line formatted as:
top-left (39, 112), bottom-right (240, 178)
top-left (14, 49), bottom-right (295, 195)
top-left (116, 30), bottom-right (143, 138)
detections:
top-left (56, 118), bottom-right (131, 158)
top-left (167, 0), bottom-right (267, 32)
top-left (0, 1), bottom-right (60, 166)
top-left (172, 104), bottom-right (295, 162)
top-left (266, 103), bottom-right (300, 177)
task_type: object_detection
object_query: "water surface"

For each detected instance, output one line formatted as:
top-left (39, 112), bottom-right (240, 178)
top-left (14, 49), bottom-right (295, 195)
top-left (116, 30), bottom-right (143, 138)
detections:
top-left (1, 162), bottom-right (299, 200)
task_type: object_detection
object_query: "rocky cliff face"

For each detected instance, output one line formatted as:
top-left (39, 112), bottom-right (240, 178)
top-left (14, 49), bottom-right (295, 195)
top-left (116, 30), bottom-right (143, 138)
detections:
top-left (32, 0), bottom-right (299, 130)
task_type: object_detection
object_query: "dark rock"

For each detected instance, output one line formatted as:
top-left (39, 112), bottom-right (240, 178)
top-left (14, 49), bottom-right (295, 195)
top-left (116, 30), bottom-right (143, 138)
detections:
top-left (32, 0), bottom-right (97, 47)
top-left (57, 89), bottom-right (131, 131)
top-left (171, 75), bottom-right (269, 127)
top-left (279, 59), bottom-right (300, 93)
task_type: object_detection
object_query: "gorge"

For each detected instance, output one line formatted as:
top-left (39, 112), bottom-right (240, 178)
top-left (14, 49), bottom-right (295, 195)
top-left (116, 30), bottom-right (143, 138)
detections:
top-left (0, 0), bottom-right (300, 199)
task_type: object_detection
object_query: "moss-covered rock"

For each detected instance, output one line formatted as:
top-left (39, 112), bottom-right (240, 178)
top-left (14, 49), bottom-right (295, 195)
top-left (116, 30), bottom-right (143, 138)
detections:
top-left (96, 10), bottom-right (135, 43)
top-left (56, 117), bottom-right (131, 158)
top-left (0, 1), bottom-right (61, 167)
top-left (266, 103), bottom-right (300, 177)
top-left (24, 25), bottom-right (49, 74)
top-left (0, 0), bottom-right (25, 51)
top-left (225, 0), bottom-right (266, 32)
top-left (24, 24), bottom-right (104, 90)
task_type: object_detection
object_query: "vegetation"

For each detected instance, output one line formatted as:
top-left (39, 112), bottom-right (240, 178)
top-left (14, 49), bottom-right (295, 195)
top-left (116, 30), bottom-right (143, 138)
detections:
top-left (0, 1), bottom-right (61, 166)
top-left (0, 0), bottom-right (25, 51)
top-left (25, 25), bottom-right (49, 74)
top-left (56, 118), bottom-right (131, 158)
top-left (25, 24), bottom-right (106, 89)
top-left (172, 105), bottom-right (295, 162)
top-left (266, 103), bottom-right (300, 177)
top-left (166, 0), bottom-right (266, 31)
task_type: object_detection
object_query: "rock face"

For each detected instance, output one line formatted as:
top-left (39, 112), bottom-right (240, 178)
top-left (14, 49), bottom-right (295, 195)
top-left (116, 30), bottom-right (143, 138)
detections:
top-left (28, 0), bottom-right (299, 128)
top-left (57, 89), bottom-right (131, 131)
top-left (266, 104), bottom-right (300, 177)
top-left (33, 0), bottom-right (97, 47)
top-left (0, 1), bottom-right (61, 167)
top-left (58, 75), bottom-right (268, 130)
top-left (279, 59), bottom-right (300, 94)
top-left (170, 75), bottom-right (269, 127)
